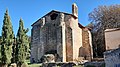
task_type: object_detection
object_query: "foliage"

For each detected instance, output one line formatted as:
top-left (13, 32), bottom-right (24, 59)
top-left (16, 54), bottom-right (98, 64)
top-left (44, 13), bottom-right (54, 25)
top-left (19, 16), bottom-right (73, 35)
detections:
top-left (88, 5), bottom-right (120, 57)
top-left (26, 36), bottom-right (30, 59)
top-left (0, 45), bottom-right (1, 62)
top-left (11, 36), bottom-right (16, 63)
top-left (0, 36), bottom-right (2, 62)
top-left (28, 64), bottom-right (42, 67)
top-left (16, 18), bottom-right (29, 66)
top-left (1, 9), bottom-right (14, 65)
top-left (26, 60), bottom-right (42, 67)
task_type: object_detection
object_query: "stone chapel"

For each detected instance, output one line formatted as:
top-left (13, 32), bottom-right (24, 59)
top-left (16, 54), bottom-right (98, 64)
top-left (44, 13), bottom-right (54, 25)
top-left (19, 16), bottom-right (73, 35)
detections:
top-left (30, 3), bottom-right (93, 63)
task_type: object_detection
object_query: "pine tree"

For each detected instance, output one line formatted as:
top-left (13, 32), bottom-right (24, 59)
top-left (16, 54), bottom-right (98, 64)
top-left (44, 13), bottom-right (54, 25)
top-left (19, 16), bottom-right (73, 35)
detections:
top-left (16, 18), bottom-right (29, 66)
top-left (1, 9), bottom-right (14, 66)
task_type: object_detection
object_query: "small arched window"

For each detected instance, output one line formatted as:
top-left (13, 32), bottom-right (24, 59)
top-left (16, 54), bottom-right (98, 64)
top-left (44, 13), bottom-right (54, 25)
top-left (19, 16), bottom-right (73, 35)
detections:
top-left (50, 13), bottom-right (58, 20)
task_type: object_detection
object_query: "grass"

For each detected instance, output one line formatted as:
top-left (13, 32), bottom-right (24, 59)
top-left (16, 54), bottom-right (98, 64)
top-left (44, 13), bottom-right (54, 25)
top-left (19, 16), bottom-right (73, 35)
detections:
top-left (25, 60), bottom-right (30, 64)
top-left (28, 64), bottom-right (42, 67)
top-left (25, 59), bottom-right (42, 67)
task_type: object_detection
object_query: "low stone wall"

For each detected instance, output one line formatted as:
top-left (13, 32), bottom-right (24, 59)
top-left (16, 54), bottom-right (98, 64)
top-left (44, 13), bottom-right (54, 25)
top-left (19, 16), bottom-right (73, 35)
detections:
top-left (104, 48), bottom-right (120, 67)
top-left (84, 61), bottom-right (105, 67)
top-left (10, 63), bottom-right (17, 67)
top-left (41, 62), bottom-right (81, 67)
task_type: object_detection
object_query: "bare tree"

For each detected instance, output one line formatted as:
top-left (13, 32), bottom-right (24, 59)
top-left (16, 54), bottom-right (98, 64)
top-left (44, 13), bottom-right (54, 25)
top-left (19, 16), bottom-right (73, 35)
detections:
top-left (88, 4), bottom-right (120, 57)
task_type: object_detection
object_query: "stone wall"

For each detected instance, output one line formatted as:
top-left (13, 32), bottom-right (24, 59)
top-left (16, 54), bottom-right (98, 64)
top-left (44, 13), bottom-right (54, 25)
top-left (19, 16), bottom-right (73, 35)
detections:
top-left (84, 61), bottom-right (105, 67)
top-left (64, 15), bottom-right (82, 61)
top-left (31, 24), bottom-right (41, 62)
top-left (65, 27), bottom-right (73, 61)
top-left (57, 13), bottom-right (66, 62)
top-left (31, 12), bottom-right (64, 62)
top-left (42, 62), bottom-right (77, 67)
top-left (81, 28), bottom-right (92, 61)
top-left (104, 48), bottom-right (120, 67)
top-left (105, 28), bottom-right (120, 50)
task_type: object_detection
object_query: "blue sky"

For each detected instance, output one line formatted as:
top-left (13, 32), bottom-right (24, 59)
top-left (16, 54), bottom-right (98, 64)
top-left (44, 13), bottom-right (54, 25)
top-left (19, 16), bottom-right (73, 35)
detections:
top-left (0, 0), bottom-right (120, 36)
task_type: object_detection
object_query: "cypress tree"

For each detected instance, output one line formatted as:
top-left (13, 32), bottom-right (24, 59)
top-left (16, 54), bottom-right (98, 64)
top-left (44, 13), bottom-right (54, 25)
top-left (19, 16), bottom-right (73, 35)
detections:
top-left (1, 9), bottom-right (14, 66)
top-left (16, 18), bottom-right (29, 66)
top-left (0, 36), bottom-right (2, 62)
top-left (11, 35), bottom-right (16, 63)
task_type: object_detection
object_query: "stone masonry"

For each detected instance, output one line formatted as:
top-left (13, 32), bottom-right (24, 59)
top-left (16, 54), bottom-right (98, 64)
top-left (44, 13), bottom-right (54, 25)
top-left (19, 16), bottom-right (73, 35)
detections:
top-left (104, 48), bottom-right (120, 67)
top-left (30, 3), bottom-right (93, 63)
top-left (81, 28), bottom-right (93, 61)
top-left (105, 28), bottom-right (120, 50)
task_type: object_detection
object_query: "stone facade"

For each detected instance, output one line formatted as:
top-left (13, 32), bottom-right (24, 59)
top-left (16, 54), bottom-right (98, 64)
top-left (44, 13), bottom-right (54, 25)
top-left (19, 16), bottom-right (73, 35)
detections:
top-left (104, 48), bottom-right (120, 67)
top-left (105, 28), bottom-right (120, 50)
top-left (81, 28), bottom-right (93, 61)
top-left (30, 3), bottom-right (92, 63)
top-left (104, 28), bottom-right (120, 67)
